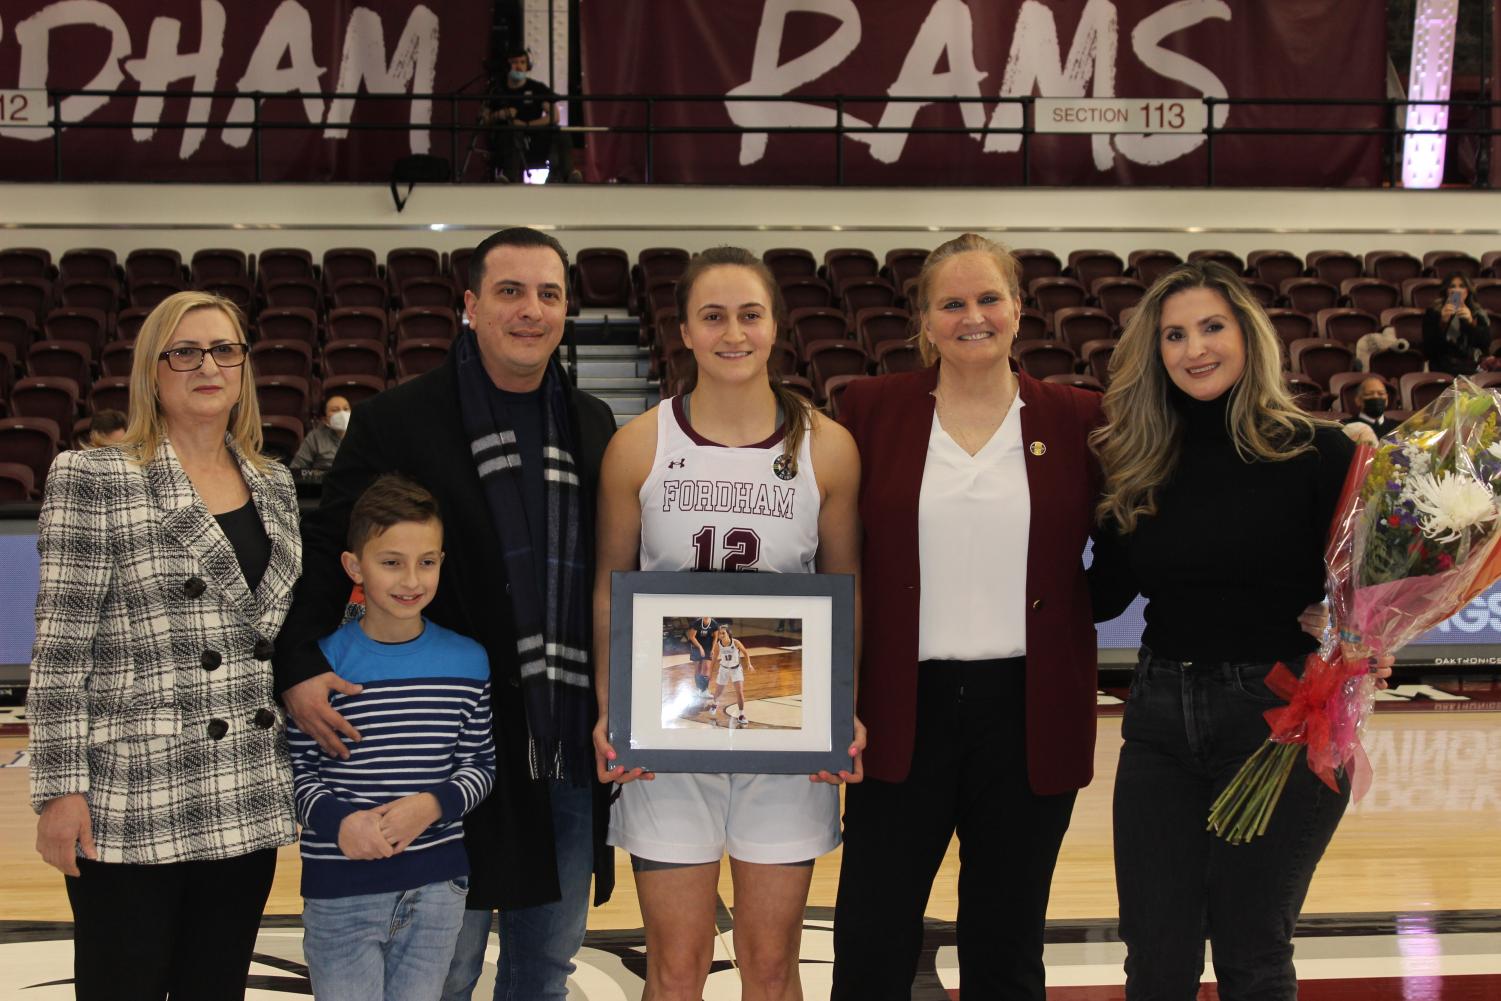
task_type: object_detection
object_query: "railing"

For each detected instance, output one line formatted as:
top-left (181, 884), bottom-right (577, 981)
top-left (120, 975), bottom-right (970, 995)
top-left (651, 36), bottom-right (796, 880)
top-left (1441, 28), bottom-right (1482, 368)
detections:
top-left (7, 89), bottom-right (1500, 187)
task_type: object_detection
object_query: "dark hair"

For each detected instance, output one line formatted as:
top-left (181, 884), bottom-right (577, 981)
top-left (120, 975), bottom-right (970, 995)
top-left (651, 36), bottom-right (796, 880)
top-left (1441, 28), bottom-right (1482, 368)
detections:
top-left (505, 46), bottom-right (530, 66)
top-left (673, 246), bottom-right (810, 475)
top-left (1435, 271), bottom-right (1486, 320)
top-left (89, 409), bottom-right (127, 435)
top-left (467, 227), bottom-right (570, 294)
top-left (347, 474), bottom-right (442, 554)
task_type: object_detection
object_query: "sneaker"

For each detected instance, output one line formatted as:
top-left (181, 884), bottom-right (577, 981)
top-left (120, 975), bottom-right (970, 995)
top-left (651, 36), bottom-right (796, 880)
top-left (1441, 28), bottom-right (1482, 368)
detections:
top-left (736, 714), bottom-right (748, 726)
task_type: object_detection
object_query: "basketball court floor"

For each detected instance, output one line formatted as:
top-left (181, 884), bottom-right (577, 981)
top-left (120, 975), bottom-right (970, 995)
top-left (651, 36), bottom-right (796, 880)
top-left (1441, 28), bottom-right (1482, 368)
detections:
top-left (2, 680), bottom-right (1499, 999)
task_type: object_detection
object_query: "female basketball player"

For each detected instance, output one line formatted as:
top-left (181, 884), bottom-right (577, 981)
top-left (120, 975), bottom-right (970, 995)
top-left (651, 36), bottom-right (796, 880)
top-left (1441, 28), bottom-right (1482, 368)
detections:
top-left (593, 246), bottom-right (863, 1001)
top-left (686, 615), bottom-right (720, 695)
top-left (707, 624), bottom-right (755, 726)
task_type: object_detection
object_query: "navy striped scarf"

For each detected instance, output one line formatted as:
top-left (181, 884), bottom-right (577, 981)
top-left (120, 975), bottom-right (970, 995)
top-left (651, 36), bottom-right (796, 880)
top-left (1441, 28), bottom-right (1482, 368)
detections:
top-left (455, 330), bottom-right (591, 784)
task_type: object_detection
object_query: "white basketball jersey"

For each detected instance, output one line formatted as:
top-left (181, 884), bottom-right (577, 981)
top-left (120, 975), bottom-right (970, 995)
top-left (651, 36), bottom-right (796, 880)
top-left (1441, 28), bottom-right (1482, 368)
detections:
top-left (718, 643), bottom-right (742, 670)
top-left (639, 396), bottom-right (820, 574)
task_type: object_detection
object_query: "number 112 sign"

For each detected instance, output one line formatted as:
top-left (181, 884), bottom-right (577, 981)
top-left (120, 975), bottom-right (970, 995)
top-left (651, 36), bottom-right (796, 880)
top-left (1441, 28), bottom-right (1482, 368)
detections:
top-left (1035, 97), bottom-right (1207, 134)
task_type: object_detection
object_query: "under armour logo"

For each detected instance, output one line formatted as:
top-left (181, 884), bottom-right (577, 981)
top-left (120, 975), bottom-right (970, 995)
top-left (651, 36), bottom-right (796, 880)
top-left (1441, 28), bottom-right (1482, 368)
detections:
top-left (668, 458), bottom-right (687, 469)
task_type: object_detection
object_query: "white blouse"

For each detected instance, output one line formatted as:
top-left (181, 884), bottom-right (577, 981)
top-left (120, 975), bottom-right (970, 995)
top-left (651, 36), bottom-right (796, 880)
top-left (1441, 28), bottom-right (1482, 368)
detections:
top-left (916, 396), bottom-right (1030, 661)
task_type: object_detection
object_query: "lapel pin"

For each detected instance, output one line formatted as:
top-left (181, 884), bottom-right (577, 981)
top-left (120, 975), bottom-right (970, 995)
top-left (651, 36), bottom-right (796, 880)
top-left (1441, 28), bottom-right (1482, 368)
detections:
top-left (1029, 441), bottom-right (1047, 456)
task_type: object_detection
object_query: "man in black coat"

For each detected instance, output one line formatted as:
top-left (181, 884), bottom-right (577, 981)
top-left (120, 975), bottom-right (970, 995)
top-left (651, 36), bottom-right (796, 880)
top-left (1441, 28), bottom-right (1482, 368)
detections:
top-left (1342, 375), bottom-right (1398, 443)
top-left (275, 228), bottom-right (614, 999)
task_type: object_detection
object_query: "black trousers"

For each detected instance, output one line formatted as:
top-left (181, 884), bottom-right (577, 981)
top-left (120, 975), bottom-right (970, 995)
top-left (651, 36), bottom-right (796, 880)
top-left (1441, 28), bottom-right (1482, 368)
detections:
top-left (1113, 651), bottom-right (1349, 1001)
top-left (64, 847), bottom-right (278, 1001)
top-left (832, 659), bottom-right (1077, 1001)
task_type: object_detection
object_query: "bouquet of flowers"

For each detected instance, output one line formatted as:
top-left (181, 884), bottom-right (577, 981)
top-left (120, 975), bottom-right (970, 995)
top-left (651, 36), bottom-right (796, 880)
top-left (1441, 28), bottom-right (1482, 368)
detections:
top-left (1208, 377), bottom-right (1501, 844)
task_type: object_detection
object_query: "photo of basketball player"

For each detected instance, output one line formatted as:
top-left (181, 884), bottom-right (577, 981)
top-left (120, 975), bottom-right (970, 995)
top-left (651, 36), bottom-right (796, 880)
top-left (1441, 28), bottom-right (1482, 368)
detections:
top-left (708, 625), bottom-right (753, 725)
top-left (686, 615), bottom-right (719, 694)
top-left (658, 616), bottom-right (804, 730)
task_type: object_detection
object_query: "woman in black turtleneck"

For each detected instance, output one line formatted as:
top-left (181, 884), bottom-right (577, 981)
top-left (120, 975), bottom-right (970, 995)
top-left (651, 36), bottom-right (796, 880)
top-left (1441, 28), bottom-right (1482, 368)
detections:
top-left (1088, 261), bottom-right (1358, 1001)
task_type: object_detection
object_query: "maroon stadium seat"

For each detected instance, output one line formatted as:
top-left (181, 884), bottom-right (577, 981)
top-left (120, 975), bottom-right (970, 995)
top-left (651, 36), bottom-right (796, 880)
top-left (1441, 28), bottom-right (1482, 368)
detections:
top-left (43, 307), bottom-right (108, 359)
top-left (0, 460), bottom-right (36, 501)
top-left (326, 306), bottom-right (388, 345)
top-left (1043, 373), bottom-right (1105, 393)
top-left (124, 249), bottom-right (184, 285)
top-left (1289, 339), bottom-right (1353, 389)
top-left (386, 247), bottom-right (442, 294)
top-left (323, 374), bottom-right (387, 409)
top-left (262, 277), bottom-right (323, 312)
top-left (1128, 249), bottom-right (1182, 287)
top-left (322, 247), bottom-right (380, 292)
top-left (1014, 249), bottom-right (1062, 288)
top-left (1340, 278), bottom-right (1400, 316)
top-left (1187, 249), bottom-right (1244, 273)
top-left (0, 247), bottom-right (52, 281)
top-left (1366, 251), bottom-right (1422, 285)
top-left (58, 278), bottom-right (120, 314)
top-left (260, 415), bottom-right (305, 462)
top-left (1283, 373), bottom-right (1323, 411)
top-left (88, 375), bottom-right (130, 414)
top-left (1028, 277), bottom-right (1088, 320)
top-left (256, 307), bottom-right (319, 346)
top-left (822, 373), bottom-right (867, 419)
top-left (394, 339), bottom-right (450, 379)
top-left (249, 340), bottom-right (313, 380)
top-left (99, 340), bottom-right (134, 377)
top-left (1328, 372), bottom-right (1395, 414)
top-left (322, 339), bottom-right (388, 378)
top-left (331, 277), bottom-right (388, 311)
top-left (1247, 249), bottom-right (1303, 287)
top-left (27, 341), bottom-right (91, 385)
top-left (1012, 341), bottom-right (1076, 380)
top-left (256, 248), bottom-right (316, 288)
top-left (1424, 250), bottom-right (1480, 279)
top-left (0, 307), bottom-right (38, 359)
top-left (789, 307), bottom-right (848, 357)
top-left (190, 248), bottom-right (249, 285)
top-left (1378, 307), bottom-right (1425, 344)
top-left (1306, 250), bottom-right (1363, 286)
top-left (397, 276), bottom-right (457, 311)
top-left (762, 248), bottom-right (817, 282)
top-left (11, 376), bottom-right (79, 430)
top-left (874, 341), bottom-right (921, 374)
top-left (1399, 371), bottom-right (1454, 411)
top-left (1265, 309), bottom-right (1315, 352)
top-left (394, 307), bottom-right (458, 343)
top-left (0, 277), bottom-right (51, 325)
top-left (1081, 338), bottom-right (1118, 385)
top-left (1280, 278), bottom-right (1338, 315)
top-left (1315, 308), bottom-right (1380, 347)
top-left (573, 248), bottom-right (633, 311)
top-left (1067, 250), bottom-right (1125, 291)
top-left (1090, 277), bottom-right (1145, 322)
top-left (0, 417), bottom-right (60, 492)
top-left (255, 375), bottom-right (311, 420)
top-left (59, 248), bottom-right (118, 284)
top-left (853, 308), bottom-right (911, 356)
top-left (1053, 307), bottom-right (1115, 355)
top-left (806, 342), bottom-right (870, 402)
top-left (1400, 277), bottom-right (1443, 308)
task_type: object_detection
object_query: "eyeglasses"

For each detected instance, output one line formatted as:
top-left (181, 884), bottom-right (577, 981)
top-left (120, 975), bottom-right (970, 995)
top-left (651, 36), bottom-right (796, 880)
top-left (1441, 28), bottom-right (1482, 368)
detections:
top-left (158, 343), bottom-right (248, 371)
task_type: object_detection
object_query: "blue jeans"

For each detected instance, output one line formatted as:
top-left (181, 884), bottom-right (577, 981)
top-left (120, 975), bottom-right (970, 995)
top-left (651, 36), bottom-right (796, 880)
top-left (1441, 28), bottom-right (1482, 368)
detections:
top-left (441, 780), bottom-right (594, 1001)
top-left (1113, 650), bottom-right (1350, 1001)
top-left (303, 878), bottom-right (469, 1001)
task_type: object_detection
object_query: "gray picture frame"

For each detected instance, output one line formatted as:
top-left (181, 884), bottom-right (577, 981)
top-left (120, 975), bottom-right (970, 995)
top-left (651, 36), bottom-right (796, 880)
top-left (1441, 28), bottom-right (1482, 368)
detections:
top-left (608, 570), bottom-right (856, 774)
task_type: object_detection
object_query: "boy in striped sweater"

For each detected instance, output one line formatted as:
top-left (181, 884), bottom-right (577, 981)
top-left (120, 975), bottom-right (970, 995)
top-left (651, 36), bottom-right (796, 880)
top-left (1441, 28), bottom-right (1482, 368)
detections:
top-left (289, 474), bottom-right (496, 1001)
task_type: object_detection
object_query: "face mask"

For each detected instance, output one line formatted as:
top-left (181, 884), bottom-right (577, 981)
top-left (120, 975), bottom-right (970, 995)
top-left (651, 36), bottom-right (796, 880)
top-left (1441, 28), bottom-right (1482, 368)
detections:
top-left (329, 410), bottom-right (350, 432)
top-left (1361, 398), bottom-right (1386, 419)
top-left (508, 69), bottom-right (527, 85)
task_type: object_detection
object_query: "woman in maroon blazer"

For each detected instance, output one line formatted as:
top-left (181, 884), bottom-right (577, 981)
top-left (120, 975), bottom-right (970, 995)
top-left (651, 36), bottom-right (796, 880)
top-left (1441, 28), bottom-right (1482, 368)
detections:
top-left (830, 234), bottom-right (1103, 1001)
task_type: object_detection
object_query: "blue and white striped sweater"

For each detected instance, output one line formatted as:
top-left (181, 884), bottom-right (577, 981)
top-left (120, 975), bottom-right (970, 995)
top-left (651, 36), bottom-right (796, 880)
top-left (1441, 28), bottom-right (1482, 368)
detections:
top-left (290, 619), bottom-right (496, 899)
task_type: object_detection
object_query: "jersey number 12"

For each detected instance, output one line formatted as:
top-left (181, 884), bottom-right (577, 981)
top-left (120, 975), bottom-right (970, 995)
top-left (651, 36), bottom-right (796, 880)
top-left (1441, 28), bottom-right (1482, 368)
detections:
top-left (691, 527), bottom-right (761, 571)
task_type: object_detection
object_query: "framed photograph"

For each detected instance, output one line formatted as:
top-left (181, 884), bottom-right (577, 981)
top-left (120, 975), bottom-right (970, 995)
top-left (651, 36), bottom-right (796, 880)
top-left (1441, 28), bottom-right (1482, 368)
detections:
top-left (608, 570), bottom-right (855, 774)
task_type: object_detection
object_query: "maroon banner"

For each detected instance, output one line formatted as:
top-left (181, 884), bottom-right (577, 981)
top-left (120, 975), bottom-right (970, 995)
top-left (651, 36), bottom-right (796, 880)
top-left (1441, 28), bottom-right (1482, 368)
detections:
top-left (0, 1), bottom-right (488, 182)
top-left (580, 0), bottom-right (1387, 187)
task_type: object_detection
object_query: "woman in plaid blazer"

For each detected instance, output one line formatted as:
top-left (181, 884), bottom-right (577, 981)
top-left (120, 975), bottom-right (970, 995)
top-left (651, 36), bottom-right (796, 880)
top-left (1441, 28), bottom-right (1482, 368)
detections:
top-left (27, 291), bottom-right (301, 1001)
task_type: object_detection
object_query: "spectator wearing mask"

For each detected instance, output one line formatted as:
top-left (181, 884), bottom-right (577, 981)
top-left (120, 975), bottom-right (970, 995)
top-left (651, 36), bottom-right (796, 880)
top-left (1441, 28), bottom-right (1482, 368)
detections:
top-left (1341, 377), bottom-right (1397, 446)
top-left (480, 48), bottom-right (579, 183)
top-left (292, 396), bottom-right (351, 472)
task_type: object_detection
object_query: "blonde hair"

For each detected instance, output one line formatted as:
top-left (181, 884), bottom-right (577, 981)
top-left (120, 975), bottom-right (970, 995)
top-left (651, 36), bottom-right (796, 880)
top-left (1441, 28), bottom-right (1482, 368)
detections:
top-left (1090, 261), bottom-right (1320, 532)
top-left (124, 291), bottom-right (269, 470)
top-left (675, 247), bottom-right (811, 475)
top-left (912, 233), bottom-right (1023, 366)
